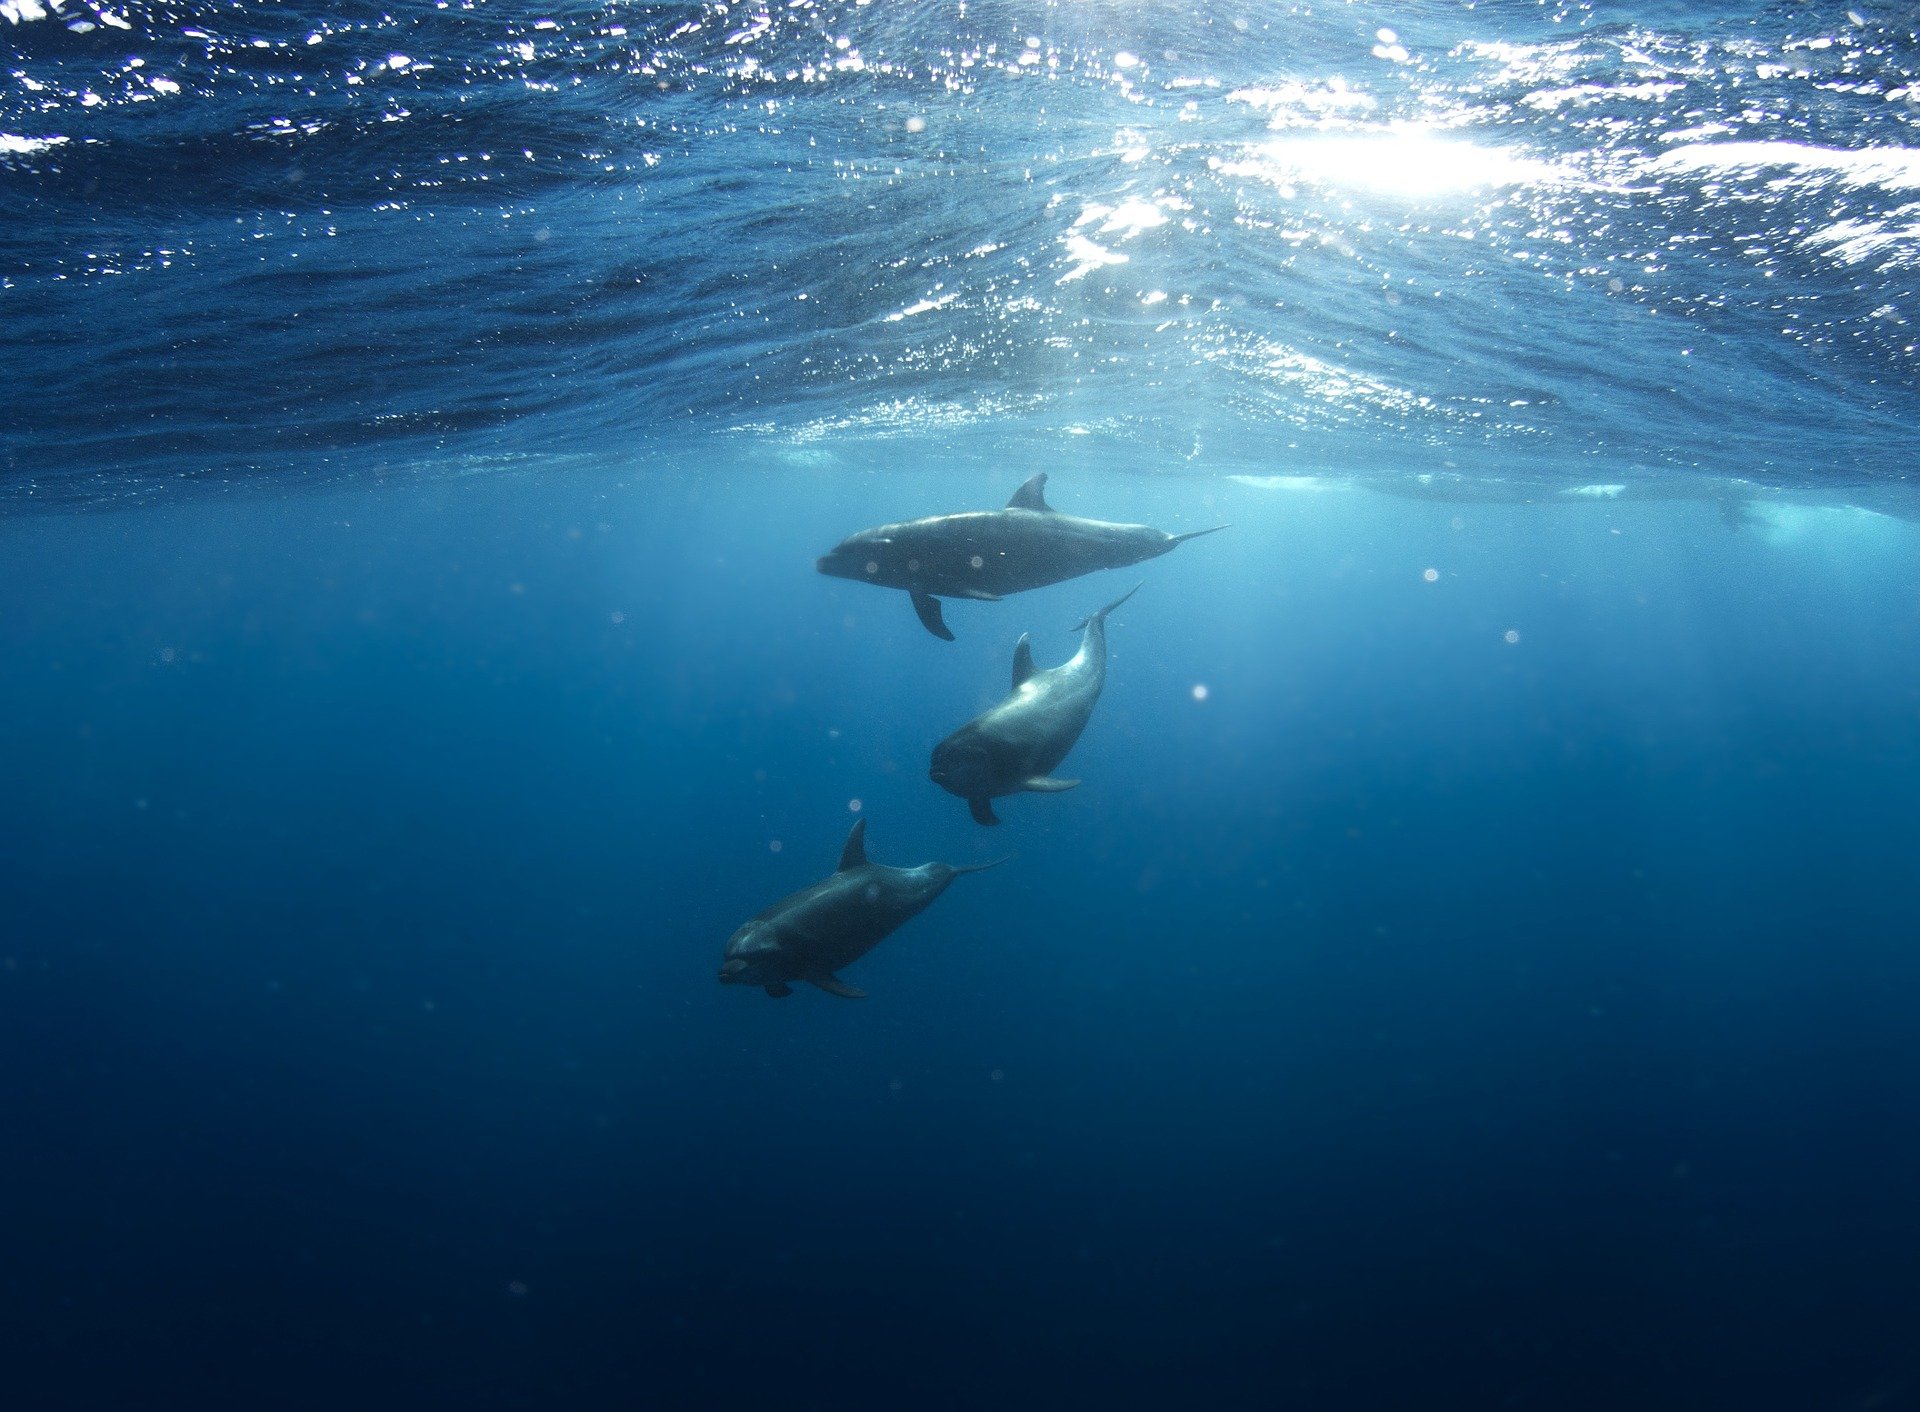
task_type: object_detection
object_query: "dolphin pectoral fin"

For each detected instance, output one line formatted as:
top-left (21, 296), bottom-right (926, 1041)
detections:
top-left (765, 982), bottom-right (794, 999)
top-left (968, 797), bottom-right (1001, 827)
top-left (1006, 471), bottom-right (1052, 512)
top-left (809, 974), bottom-right (868, 1000)
top-left (910, 592), bottom-right (955, 641)
top-left (1021, 776), bottom-right (1080, 793)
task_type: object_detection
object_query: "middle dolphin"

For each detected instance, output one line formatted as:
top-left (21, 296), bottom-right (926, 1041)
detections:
top-left (929, 584), bottom-right (1140, 826)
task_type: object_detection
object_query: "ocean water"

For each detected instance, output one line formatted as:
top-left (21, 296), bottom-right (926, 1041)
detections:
top-left (5, 2), bottom-right (1920, 1408)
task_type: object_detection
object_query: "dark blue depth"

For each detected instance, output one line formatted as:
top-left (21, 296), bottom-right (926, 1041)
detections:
top-left (4, 467), bottom-right (1918, 1409)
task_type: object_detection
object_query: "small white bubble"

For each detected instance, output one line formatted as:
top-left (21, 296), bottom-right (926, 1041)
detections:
top-left (160, 646), bottom-right (176, 662)
top-left (905, 115), bottom-right (925, 133)
top-left (769, 839), bottom-right (783, 853)
top-left (507, 1280), bottom-right (528, 1297)
top-left (1422, 567), bottom-right (1439, 583)
top-left (848, 797), bottom-right (863, 813)
top-left (1450, 516), bottom-right (1465, 531)
top-left (609, 610), bottom-right (624, 623)
top-left (970, 554), bottom-right (984, 569)
top-left (1504, 629), bottom-right (1521, 645)
top-left (990, 1068), bottom-right (1005, 1081)
top-left (864, 560), bottom-right (878, 575)
top-left (1191, 683), bottom-right (1209, 701)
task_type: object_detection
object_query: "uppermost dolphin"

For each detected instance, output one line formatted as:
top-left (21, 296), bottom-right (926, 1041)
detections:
top-left (815, 472), bottom-right (1227, 640)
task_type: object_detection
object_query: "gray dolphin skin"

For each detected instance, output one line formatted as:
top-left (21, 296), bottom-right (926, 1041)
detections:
top-left (815, 472), bottom-right (1225, 640)
top-left (716, 819), bottom-right (1004, 999)
top-left (929, 583), bottom-right (1140, 826)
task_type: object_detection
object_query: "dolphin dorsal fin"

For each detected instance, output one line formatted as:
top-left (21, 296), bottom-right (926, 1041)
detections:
top-left (1011, 633), bottom-right (1036, 690)
top-left (1006, 472), bottom-right (1051, 512)
top-left (837, 817), bottom-right (869, 871)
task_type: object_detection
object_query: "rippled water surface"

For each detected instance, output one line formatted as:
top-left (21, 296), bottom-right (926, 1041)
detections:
top-left (4, 0), bottom-right (1917, 500)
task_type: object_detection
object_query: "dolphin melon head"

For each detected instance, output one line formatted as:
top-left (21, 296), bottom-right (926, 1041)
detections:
top-left (718, 921), bottom-right (782, 987)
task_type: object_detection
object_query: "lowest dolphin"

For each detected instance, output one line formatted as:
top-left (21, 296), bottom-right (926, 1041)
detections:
top-left (929, 583), bottom-right (1139, 826)
top-left (716, 818), bottom-right (1003, 999)
top-left (816, 472), bottom-right (1224, 640)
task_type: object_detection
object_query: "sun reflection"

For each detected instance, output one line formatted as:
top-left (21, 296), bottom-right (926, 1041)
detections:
top-left (1222, 124), bottom-right (1560, 199)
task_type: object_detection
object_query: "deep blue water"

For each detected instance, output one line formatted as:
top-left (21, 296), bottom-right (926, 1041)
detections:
top-left (6, 2), bottom-right (1920, 1409)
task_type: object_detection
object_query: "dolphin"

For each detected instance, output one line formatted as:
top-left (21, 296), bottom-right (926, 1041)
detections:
top-left (929, 583), bottom-right (1139, 826)
top-left (717, 818), bottom-right (1003, 999)
top-left (816, 472), bottom-right (1224, 640)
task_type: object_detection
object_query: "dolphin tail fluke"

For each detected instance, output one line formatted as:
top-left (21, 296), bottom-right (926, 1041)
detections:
top-left (1070, 581), bottom-right (1143, 633)
top-left (951, 854), bottom-right (1011, 874)
top-left (910, 591), bottom-right (955, 640)
top-left (968, 797), bottom-right (1001, 826)
top-left (1171, 524), bottom-right (1230, 545)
